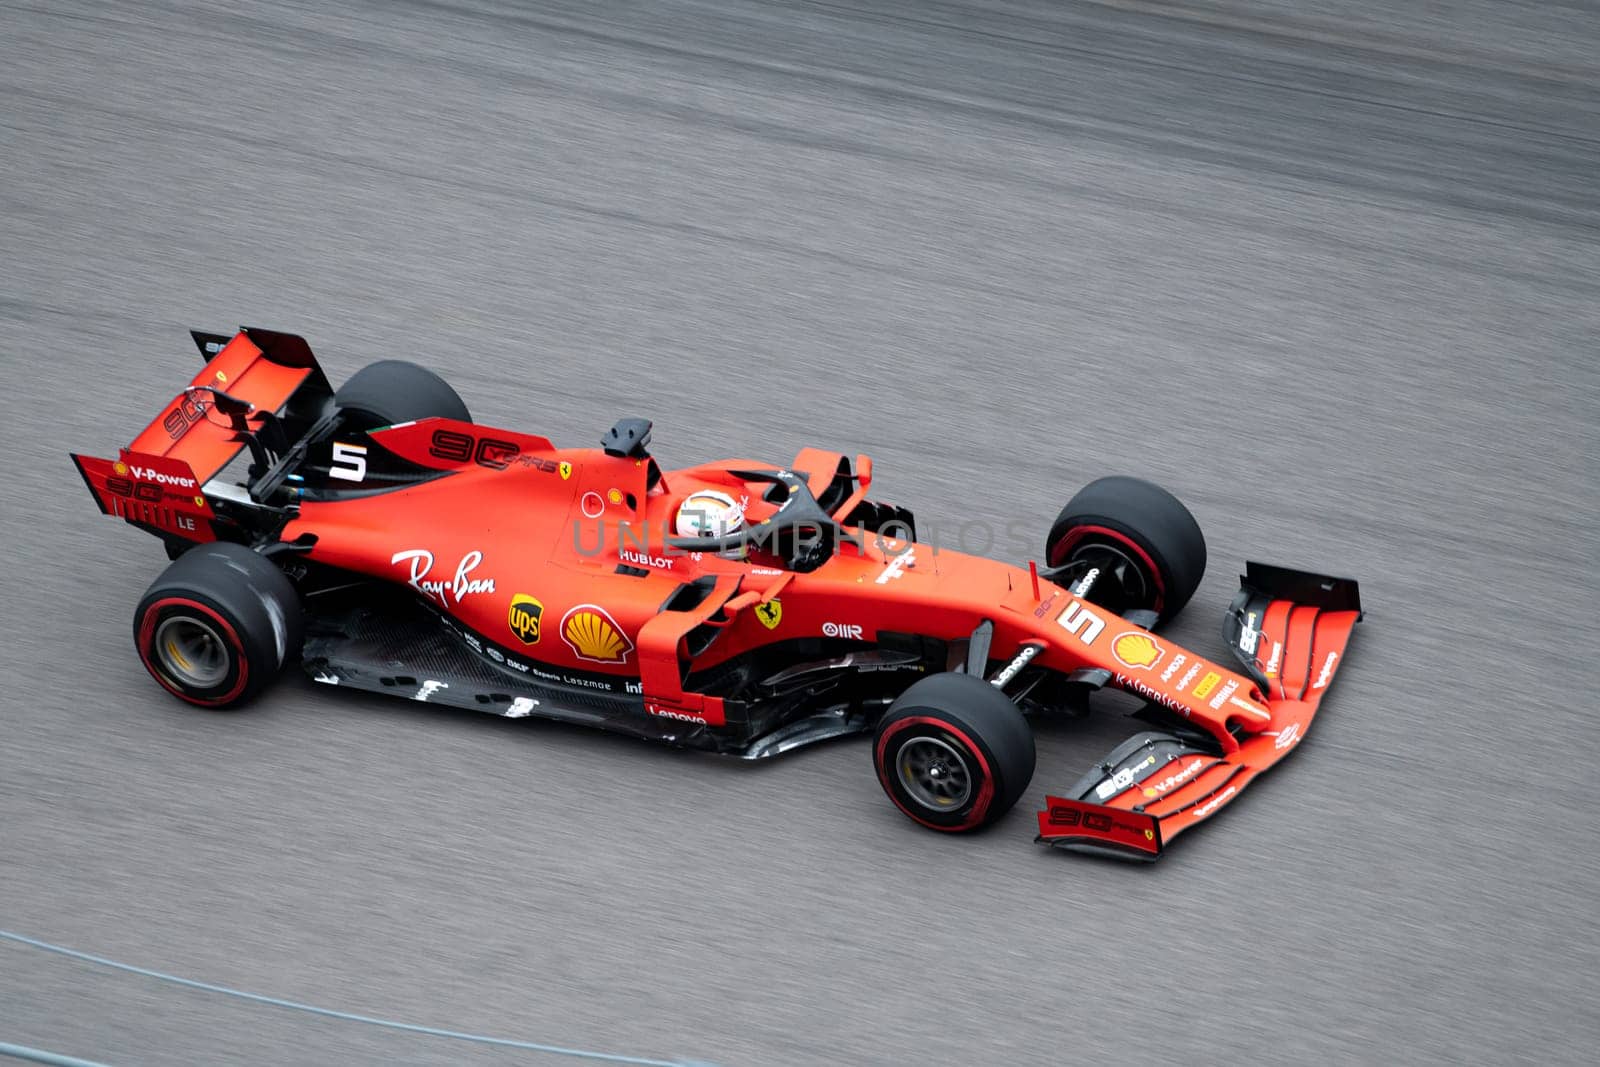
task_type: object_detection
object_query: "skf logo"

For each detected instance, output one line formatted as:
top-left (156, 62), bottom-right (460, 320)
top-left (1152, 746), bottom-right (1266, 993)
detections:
top-left (558, 461), bottom-right (573, 480)
top-left (755, 599), bottom-right (782, 630)
top-left (1111, 631), bottom-right (1164, 670)
top-left (507, 594), bottom-right (544, 645)
top-left (1192, 672), bottom-right (1221, 700)
top-left (561, 604), bottom-right (633, 663)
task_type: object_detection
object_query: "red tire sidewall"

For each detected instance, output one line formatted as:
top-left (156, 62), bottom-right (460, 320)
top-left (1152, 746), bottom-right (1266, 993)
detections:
top-left (875, 714), bottom-right (998, 832)
top-left (136, 596), bottom-right (250, 708)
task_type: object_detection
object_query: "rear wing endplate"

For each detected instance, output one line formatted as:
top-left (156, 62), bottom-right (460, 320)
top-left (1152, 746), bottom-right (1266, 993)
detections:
top-left (70, 327), bottom-right (332, 547)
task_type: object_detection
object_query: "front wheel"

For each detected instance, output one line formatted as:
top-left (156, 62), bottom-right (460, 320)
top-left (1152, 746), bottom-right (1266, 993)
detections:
top-left (133, 543), bottom-right (302, 709)
top-left (873, 673), bottom-right (1036, 832)
top-left (1045, 476), bottom-right (1207, 624)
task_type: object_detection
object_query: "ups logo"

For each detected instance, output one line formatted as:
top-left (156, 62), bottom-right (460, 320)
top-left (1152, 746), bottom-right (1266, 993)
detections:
top-left (508, 594), bottom-right (544, 644)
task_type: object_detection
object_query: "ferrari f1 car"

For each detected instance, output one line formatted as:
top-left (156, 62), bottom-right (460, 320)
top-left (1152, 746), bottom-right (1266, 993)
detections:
top-left (71, 328), bottom-right (1362, 859)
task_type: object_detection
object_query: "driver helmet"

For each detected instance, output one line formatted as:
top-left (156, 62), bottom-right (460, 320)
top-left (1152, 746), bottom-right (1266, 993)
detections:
top-left (675, 489), bottom-right (746, 558)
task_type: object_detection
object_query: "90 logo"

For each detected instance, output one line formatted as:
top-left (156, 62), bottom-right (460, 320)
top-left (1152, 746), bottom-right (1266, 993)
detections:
top-left (428, 429), bottom-right (520, 470)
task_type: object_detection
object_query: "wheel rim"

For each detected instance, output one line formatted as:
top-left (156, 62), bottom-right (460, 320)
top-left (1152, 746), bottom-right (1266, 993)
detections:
top-left (153, 616), bottom-right (231, 689)
top-left (1066, 541), bottom-right (1152, 613)
top-left (895, 736), bottom-right (973, 811)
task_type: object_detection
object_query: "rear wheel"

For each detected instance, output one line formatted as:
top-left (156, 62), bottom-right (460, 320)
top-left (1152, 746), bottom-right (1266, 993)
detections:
top-left (1046, 476), bottom-right (1206, 623)
top-left (873, 673), bottom-right (1036, 832)
top-left (334, 359), bottom-right (471, 428)
top-left (133, 543), bottom-right (302, 709)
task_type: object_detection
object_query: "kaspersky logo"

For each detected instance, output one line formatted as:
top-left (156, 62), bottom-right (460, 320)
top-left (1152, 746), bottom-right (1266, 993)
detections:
top-left (1111, 631), bottom-right (1164, 670)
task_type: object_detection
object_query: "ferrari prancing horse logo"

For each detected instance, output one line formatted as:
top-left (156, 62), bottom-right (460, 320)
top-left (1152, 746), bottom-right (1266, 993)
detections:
top-left (756, 599), bottom-right (782, 630)
top-left (559, 461), bottom-right (573, 480)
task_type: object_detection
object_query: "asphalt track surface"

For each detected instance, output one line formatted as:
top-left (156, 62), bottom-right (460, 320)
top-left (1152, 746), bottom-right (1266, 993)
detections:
top-left (3, 1), bottom-right (1598, 1064)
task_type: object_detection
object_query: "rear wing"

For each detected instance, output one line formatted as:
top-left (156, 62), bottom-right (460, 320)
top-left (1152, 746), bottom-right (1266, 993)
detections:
top-left (70, 328), bottom-right (333, 547)
top-left (1037, 561), bottom-right (1362, 860)
top-left (127, 328), bottom-right (329, 486)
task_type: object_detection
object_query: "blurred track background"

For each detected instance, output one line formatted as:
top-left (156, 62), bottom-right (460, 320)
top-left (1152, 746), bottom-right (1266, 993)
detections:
top-left (3, 1), bottom-right (1597, 1063)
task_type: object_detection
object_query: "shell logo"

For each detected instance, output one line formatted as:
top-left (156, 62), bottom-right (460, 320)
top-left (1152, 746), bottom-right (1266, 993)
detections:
top-left (1112, 631), bottom-right (1164, 670)
top-left (560, 604), bottom-right (634, 664)
top-left (113, 461), bottom-right (128, 476)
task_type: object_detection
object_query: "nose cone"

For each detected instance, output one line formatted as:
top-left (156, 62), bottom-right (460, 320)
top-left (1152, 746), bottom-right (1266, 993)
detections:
top-left (1112, 631), bottom-right (1163, 669)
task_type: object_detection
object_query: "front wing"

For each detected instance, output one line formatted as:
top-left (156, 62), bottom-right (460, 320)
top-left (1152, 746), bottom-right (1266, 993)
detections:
top-left (1036, 562), bottom-right (1362, 860)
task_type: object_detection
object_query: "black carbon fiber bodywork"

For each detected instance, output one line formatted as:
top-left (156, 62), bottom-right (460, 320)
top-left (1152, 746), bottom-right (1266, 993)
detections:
top-left (297, 590), bottom-right (911, 758)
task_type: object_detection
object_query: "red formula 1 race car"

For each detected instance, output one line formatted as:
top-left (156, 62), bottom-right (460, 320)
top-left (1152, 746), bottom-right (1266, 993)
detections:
top-left (72, 328), bottom-right (1362, 859)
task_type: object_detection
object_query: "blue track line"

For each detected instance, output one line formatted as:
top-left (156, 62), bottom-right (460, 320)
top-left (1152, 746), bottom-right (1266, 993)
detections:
top-left (1, 930), bottom-right (718, 1066)
top-left (0, 1041), bottom-right (113, 1067)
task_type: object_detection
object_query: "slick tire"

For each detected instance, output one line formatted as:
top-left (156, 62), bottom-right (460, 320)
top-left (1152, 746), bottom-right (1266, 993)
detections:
top-left (1046, 476), bottom-right (1207, 623)
top-left (334, 359), bottom-right (471, 428)
top-left (874, 673), bottom-right (1036, 832)
top-left (133, 543), bottom-right (302, 709)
